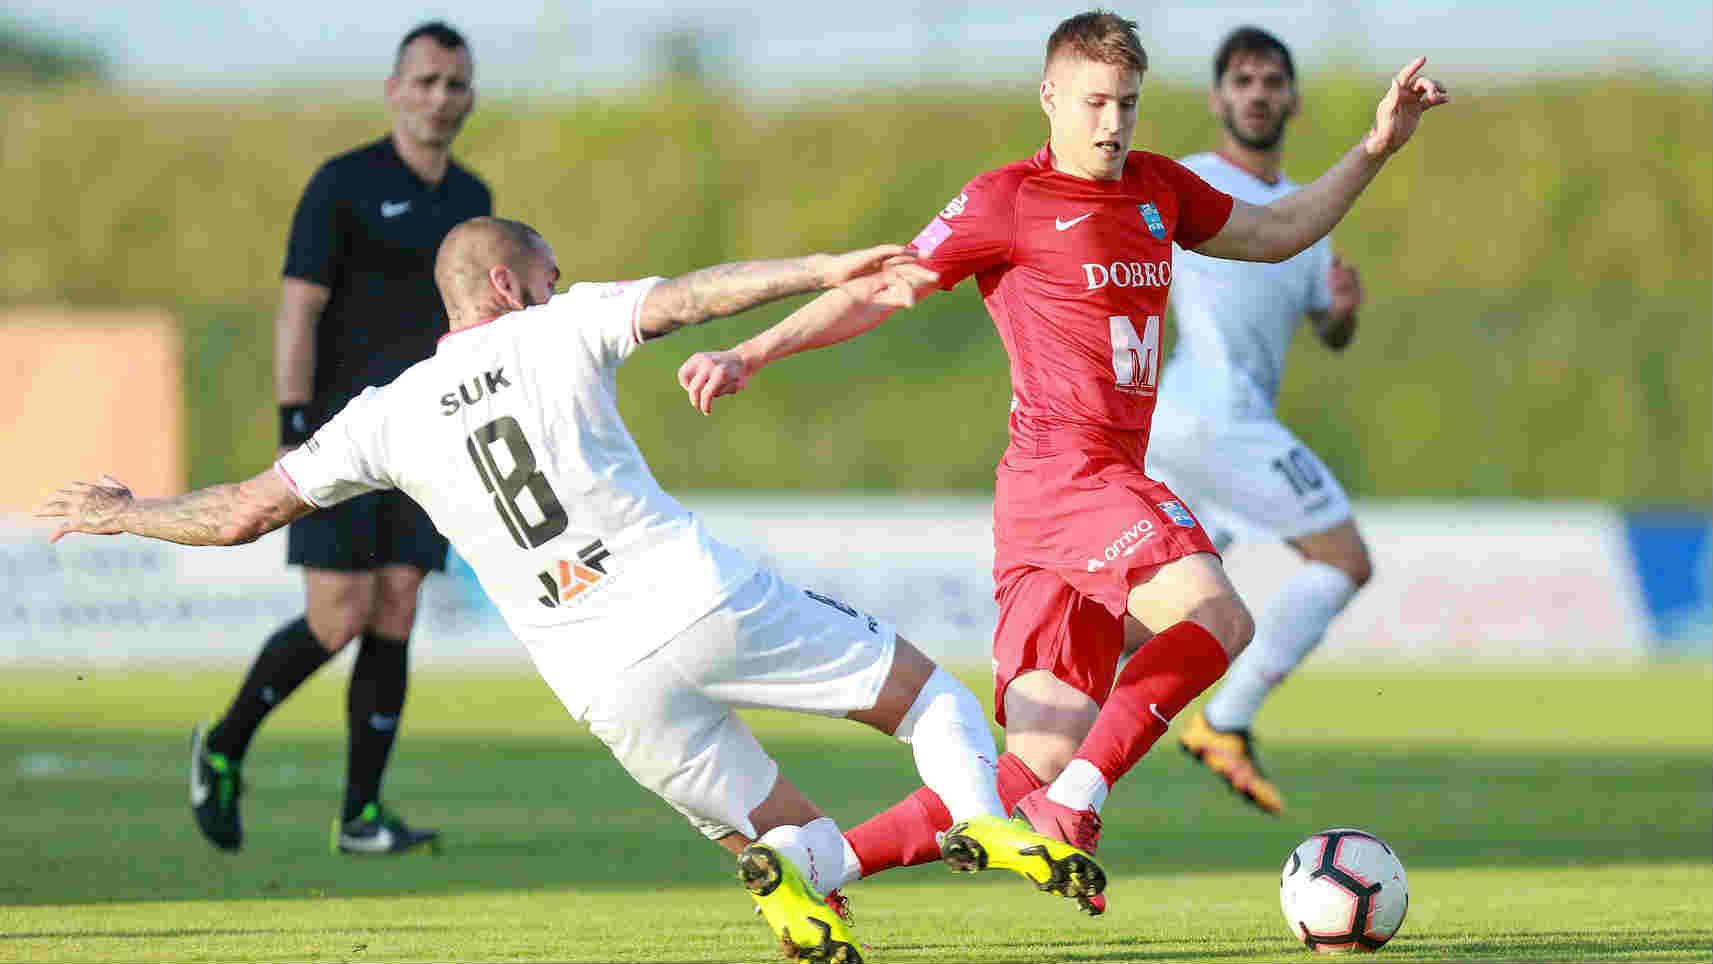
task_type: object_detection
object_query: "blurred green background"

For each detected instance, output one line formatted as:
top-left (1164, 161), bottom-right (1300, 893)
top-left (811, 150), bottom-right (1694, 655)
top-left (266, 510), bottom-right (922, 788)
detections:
top-left (3, 69), bottom-right (1708, 501)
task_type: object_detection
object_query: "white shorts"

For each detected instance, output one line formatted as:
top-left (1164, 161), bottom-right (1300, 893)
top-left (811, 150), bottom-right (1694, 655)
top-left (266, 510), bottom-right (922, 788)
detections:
top-left (579, 567), bottom-right (897, 841)
top-left (1146, 403), bottom-right (1353, 550)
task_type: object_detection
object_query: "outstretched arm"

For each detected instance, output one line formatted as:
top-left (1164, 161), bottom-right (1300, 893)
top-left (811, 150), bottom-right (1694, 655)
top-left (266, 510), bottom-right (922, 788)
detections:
top-left (1194, 57), bottom-right (1449, 264)
top-left (676, 261), bottom-right (940, 414)
top-left (34, 468), bottom-right (314, 546)
top-left (636, 244), bottom-right (912, 340)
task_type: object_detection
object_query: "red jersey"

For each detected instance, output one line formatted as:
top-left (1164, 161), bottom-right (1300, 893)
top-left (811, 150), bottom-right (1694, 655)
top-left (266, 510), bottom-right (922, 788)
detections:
top-left (911, 144), bottom-right (1233, 438)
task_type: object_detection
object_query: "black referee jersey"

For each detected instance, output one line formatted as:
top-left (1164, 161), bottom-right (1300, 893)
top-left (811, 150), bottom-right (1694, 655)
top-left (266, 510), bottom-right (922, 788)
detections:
top-left (283, 135), bottom-right (492, 424)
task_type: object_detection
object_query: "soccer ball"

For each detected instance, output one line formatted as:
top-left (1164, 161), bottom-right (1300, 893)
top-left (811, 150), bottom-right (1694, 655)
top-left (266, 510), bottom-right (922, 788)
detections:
top-left (1279, 828), bottom-right (1409, 953)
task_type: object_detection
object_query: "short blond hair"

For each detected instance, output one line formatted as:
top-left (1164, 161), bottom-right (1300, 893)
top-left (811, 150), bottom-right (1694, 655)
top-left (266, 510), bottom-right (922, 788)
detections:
top-left (1045, 10), bottom-right (1148, 75)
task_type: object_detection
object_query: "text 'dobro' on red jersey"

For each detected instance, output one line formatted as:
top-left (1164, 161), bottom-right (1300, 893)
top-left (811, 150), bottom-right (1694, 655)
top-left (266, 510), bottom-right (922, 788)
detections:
top-left (910, 144), bottom-right (1233, 435)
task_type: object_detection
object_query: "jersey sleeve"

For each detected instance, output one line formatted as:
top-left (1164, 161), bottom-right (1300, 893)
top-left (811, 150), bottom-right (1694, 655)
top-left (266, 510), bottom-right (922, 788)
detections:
top-left (552, 277), bottom-right (665, 369)
top-left (1305, 236), bottom-right (1335, 313)
top-left (274, 386), bottom-right (393, 508)
top-left (282, 162), bottom-right (344, 287)
top-left (1156, 157), bottom-right (1235, 250)
top-left (908, 171), bottom-right (1015, 291)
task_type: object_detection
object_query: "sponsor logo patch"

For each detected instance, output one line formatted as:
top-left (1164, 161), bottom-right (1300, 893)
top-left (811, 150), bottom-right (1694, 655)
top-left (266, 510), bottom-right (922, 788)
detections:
top-left (1082, 259), bottom-right (1171, 290)
top-left (1138, 202), bottom-right (1166, 239)
top-left (537, 540), bottom-right (612, 608)
top-left (911, 217), bottom-right (954, 258)
top-left (940, 192), bottom-right (969, 218)
top-left (1089, 516), bottom-right (1157, 571)
top-left (1157, 500), bottom-right (1197, 528)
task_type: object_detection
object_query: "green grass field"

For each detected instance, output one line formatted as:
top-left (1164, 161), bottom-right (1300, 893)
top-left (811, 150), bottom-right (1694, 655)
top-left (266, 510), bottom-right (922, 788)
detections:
top-left (2, 665), bottom-right (1708, 962)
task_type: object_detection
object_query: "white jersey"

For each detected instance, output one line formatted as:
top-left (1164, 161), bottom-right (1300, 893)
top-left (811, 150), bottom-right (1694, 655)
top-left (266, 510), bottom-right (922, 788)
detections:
top-left (277, 279), bottom-right (760, 711)
top-left (1159, 152), bottom-right (1334, 421)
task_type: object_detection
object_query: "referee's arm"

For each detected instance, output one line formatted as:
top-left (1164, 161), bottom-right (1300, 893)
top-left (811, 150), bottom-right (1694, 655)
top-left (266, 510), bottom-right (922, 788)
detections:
top-left (276, 277), bottom-right (330, 453)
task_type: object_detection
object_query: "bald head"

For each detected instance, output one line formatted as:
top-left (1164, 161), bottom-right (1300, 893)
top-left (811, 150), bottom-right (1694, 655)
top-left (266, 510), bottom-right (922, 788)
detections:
top-left (435, 216), bottom-right (558, 328)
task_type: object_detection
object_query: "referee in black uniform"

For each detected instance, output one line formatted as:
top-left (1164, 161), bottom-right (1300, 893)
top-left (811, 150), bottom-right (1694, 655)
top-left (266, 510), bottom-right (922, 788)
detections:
top-left (189, 21), bottom-right (492, 855)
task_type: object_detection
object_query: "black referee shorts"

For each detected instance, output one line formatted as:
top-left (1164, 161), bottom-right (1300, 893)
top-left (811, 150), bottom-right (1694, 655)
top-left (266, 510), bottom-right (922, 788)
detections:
top-left (287, 489), bottom-right (448, 573)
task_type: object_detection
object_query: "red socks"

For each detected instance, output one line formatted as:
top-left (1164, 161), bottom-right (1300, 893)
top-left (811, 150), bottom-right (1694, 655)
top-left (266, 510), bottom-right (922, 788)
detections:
top-left (1074, 620), bottom-right (1229, 786)
top-left (844, 752), bottom-right (1045, 877)
top-left (844, 785), bottom-right (949, 873)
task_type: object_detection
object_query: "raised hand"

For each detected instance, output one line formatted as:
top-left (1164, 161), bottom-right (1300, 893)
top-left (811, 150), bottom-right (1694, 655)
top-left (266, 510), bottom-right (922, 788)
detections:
top-left (34, 474), bottom-right (134, 543)
top-left (1363, 57), bottom-right (1449, 158)
top-left (678, 350), bottom-right (751, 415)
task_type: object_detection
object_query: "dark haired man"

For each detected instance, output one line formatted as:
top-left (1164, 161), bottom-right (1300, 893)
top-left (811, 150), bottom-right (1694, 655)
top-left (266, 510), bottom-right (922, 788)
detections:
top-left (1152, 27), bottom-right (1374, 817)
top-left (189, 20), bottom-right (492, 855)
top-left (678, 8), bottom-right (1445, 916)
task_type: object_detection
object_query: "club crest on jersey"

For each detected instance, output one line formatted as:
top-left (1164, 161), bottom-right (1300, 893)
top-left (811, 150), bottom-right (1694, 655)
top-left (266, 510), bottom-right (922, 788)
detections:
top-left (537, 539), bottom-right (612, 608)
top-left (1157, 500), bottom-right (1197, 528)
top-left (1138, 202), bottom-right (1167, 240)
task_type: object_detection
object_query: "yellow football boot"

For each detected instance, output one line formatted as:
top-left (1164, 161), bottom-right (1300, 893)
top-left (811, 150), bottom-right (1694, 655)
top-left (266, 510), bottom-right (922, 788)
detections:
top-left (738, 842), bottom-right (862, 963)
top-left (1180, 709), bottom-right (1285, 815)
top-left (940, 814), bottom-right (1107, 915)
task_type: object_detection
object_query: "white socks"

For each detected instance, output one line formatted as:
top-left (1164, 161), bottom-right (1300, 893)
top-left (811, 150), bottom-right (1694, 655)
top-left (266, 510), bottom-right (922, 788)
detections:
top-left (1045, 758), bottom-right (1110, 814)
top-left (758, 816), bottom-right (857, 893)
top-left (1204, 561), bottom-right (1357, 731)
top-left (892, 667), bottom-right (1005, 822)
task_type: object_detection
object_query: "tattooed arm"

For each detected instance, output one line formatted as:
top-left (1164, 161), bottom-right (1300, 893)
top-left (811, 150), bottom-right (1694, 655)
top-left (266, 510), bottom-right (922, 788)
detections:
top-left (35, 468), bottom-right (314, 546)
top-left (635, 244), bottom-right (913, 340)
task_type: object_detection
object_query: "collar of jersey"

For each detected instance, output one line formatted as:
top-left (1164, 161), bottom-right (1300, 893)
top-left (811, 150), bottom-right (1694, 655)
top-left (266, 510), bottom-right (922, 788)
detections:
top-left (1212, 150), bottom-right (1283, 187)
top-left (1032, 141), bottom-right (1131, 190)
top-left (438, 312), bottom-right (511, 348)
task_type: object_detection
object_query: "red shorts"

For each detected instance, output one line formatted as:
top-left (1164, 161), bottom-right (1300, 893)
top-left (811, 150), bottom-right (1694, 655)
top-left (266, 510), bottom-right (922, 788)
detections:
top-left (990, 420), bottom-right (1217, 724)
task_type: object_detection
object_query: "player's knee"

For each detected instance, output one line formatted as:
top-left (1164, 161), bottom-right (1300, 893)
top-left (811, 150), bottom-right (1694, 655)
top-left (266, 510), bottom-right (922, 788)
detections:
top-left (374, 569), bottom-right (425, 613)
top-left (367, 569), bottom-right (426, 635)
top-left (1341, 553), bottom-right (1373, 590)
top-left (305, 609), bottom-right (364, 653)
top-left (1198, 593), bottom-right (1254, 658)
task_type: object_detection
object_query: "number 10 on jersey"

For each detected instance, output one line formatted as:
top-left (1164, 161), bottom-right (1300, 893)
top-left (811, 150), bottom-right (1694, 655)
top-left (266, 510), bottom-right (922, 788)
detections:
top-left (1110, 315), bottom-right (1160, 394)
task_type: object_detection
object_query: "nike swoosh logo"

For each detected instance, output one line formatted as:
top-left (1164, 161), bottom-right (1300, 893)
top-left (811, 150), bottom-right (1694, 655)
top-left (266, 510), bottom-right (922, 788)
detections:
top-left (1055, 212), bottom-right (1093, 231)
top-left (1149, 702), bottom-right (1171, 725)
top-left (381, 200), bottom-right (411, 218)
top-left (190, 731), bottom-right (210, 807)
top-left (344, 825), bottom-right (397, 853)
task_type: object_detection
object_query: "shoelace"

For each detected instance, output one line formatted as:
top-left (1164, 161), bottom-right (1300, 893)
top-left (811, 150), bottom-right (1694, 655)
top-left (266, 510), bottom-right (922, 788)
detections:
top-left (1069, 807), bottom-right (1103, 848)
top-left (823, 889), bottom-right (853, 924)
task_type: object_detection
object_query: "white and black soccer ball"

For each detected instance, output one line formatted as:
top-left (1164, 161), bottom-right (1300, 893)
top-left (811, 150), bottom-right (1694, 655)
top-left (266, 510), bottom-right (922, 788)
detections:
top-left (1279, 828), bottom-right (1409, 953)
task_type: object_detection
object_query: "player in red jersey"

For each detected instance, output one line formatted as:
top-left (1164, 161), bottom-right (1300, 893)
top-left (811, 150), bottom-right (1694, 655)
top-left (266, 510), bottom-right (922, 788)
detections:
top-left (677, 10), bottom-right (1447, 915)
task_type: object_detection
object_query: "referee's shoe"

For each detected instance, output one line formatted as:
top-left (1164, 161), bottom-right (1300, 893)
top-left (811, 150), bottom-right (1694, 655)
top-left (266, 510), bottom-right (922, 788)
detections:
top-left (333, 802), bottom-right (439, 855)
top-left (189, 723), bottom-right (243, 851)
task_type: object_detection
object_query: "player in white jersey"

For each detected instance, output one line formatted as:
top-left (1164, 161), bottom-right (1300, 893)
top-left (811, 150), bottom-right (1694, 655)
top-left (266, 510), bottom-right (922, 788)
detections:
top-left (37, 217), bottom-right (1102, 963)
top-left (1144, 28), bottom-right (1375, 815)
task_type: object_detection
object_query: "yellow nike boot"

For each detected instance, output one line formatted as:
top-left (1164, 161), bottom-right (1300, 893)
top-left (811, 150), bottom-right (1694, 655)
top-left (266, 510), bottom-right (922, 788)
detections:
top-left (738, 842), bottom-right (863, 963)
top-left (940, 814), bottom-right (1107, 915)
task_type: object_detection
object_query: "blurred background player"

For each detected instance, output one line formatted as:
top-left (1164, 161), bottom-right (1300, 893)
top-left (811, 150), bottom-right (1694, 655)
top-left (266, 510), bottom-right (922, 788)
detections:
top-left (676, 9), bottom-right (1445, 914)
top-left (190, 21), bottom-right (492, 855)
top-left (1147, 27), bottom-right (1373, 816)
top-left (38, 217), bottom-right (1103, 963)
